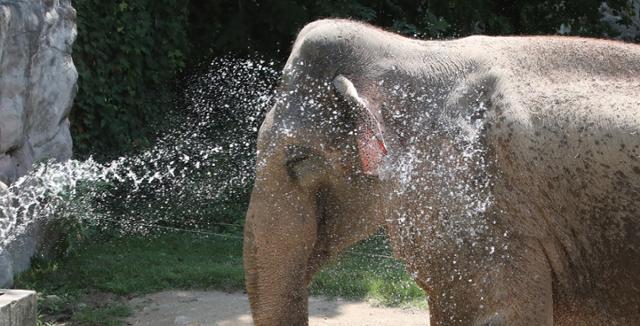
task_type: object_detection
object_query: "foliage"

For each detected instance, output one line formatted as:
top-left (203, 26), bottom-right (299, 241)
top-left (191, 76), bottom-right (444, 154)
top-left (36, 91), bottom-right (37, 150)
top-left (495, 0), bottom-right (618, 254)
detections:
top-left (187, 0), bottom-right (639, 59)
top-left (71, 0), bottom-right (190, 158)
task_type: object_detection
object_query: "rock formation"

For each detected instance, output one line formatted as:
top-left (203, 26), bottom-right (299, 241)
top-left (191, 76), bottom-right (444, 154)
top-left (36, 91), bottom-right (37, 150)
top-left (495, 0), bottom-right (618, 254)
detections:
top-left (0, 0), bottom-right (76, 185)
top-left (0, 0), bottom-right (77, 287)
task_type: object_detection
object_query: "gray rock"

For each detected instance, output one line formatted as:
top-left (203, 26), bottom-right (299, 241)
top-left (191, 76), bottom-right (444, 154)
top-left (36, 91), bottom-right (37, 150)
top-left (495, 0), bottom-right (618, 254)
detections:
top-left (174, 315), bottom-right (192, 325)
top-left (0, 0), bottom-right (77, 287)
top-left (0, 0), bottom-right (76, 185)
top-left (0, 221), bottom-right (42, 287)
top-left (0, 249), bottom-right (13, 288)
top-left (0, 156), bottom-right (16, 185)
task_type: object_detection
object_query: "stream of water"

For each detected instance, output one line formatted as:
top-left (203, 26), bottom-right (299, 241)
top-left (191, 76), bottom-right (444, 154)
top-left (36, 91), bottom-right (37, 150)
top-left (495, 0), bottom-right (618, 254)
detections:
top-left (0, 58), bottom-right (279, 249)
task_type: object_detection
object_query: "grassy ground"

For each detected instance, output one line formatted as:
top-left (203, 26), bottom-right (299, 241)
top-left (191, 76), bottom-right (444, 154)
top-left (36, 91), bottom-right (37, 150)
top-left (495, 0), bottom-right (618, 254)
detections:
top-left (15, 230), bottom-right (425, 325)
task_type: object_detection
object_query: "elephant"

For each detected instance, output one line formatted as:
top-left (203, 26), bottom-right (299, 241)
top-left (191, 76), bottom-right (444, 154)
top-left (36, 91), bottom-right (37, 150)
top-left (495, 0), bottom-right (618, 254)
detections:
top-left (243, 19), bottom-right (640, 325)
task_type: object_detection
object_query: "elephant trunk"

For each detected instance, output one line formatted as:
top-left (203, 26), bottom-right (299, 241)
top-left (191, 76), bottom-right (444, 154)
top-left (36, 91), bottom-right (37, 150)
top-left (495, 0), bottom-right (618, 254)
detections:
top-left (243, 188), bottom-right (316, 325)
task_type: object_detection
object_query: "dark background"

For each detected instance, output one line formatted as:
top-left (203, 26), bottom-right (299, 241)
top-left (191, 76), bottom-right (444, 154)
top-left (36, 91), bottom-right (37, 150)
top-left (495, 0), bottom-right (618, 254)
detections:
top-left (70, 0), bottom-right (639, 158)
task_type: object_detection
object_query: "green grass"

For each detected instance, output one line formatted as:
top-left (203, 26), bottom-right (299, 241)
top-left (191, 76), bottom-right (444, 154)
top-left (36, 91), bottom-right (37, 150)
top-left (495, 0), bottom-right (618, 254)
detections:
top-left (71, 303), bottom-right (132, 326)
top-left (17, 233), bottom-right (245, 295)
top-left (312, 237), bottom-right (426, 307)
top-left (16, 230), bottom-right (425, 325)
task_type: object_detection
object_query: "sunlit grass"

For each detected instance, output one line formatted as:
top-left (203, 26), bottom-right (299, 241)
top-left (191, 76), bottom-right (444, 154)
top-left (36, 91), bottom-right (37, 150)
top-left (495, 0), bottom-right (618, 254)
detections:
top-left (16, 230), bottom-right (425, 325)
top-left (312, 235), bottom-right (426, 307)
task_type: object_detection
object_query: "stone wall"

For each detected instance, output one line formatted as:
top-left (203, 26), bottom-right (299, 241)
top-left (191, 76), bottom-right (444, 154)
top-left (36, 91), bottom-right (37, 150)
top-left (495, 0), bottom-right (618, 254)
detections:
top-left (0, 0), bottom-right (77, 287)
top-left (0, 0), bottom-right (76, 185)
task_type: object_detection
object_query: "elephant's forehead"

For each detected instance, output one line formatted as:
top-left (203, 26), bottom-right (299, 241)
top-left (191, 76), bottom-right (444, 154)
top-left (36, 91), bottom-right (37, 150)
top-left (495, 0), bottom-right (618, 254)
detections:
top-left (256, 114), bottom-right (347, 164)
top-left (274, 101), bottom-right (338, 126)
top-left (266, 120), bottom-right (329, 149)
top-left (272, 101), bottom-right (349, 136)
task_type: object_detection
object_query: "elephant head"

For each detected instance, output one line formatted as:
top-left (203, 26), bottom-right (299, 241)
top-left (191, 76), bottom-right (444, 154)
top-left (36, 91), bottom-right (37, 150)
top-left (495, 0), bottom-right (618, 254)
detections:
top-left (241, 16), bottom-right (500, 324)
top-left (243, 71), bottom-right (390, 325)
top-left (241, 17), bottom-right (468, 325)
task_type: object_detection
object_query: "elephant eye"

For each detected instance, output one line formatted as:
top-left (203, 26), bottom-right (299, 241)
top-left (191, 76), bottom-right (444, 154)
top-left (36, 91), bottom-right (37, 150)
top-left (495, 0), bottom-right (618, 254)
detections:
top-left (285, 146), bottom-right (315, 180)
top-left (285, 151), bottom-right (310, 172)
top-left (285, 146), bottom-right (312, 164)
top-left (286, 153), bottom-right (309, 167)
top-left (285, 155), bottom-right (309, 181)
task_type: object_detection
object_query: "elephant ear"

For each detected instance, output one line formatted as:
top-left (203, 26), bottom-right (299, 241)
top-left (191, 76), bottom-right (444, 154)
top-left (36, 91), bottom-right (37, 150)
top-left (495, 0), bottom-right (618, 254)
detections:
top-left (333, 75), bottom-right (388, 176)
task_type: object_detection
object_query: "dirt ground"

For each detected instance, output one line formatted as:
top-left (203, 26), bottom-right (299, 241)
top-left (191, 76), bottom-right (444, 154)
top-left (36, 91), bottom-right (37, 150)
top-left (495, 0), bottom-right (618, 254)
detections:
top-left (126, 290), bottom-right (429, 326)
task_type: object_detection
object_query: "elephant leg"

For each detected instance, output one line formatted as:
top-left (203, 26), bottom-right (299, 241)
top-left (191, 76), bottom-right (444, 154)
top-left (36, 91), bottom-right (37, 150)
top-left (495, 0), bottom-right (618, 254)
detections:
top-left (473, 240), bottom-right (553, 326)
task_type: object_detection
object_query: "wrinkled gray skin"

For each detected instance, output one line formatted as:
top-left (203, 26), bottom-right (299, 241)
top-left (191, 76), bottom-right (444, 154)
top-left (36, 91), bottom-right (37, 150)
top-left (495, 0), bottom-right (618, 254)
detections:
top-left (243, 19), bottom-right (640, 325)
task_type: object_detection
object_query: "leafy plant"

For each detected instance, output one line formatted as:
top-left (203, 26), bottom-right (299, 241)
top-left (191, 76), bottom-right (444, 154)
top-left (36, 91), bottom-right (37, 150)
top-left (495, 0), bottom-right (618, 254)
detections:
top-left (71, 0), bottom-right (190, 158)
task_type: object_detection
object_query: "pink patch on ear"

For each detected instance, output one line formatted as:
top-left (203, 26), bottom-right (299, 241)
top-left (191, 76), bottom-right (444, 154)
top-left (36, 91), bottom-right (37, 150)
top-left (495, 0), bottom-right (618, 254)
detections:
top-left (357, 127), bottom-right (387, 176)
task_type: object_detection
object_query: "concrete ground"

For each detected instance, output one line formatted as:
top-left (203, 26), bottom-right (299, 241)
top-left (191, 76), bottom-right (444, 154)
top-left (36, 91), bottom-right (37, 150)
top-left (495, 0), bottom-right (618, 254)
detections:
top-left (126, 290), bottom-right (429, 326)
